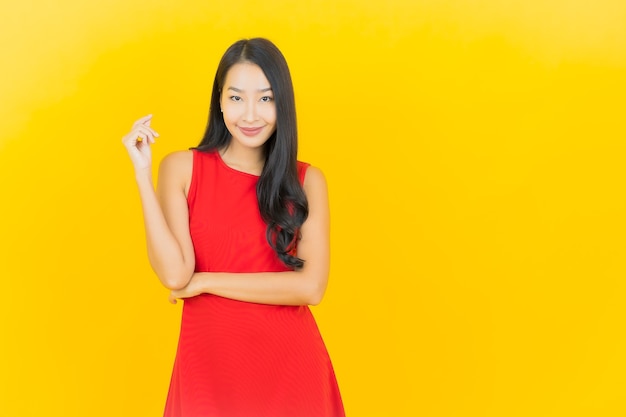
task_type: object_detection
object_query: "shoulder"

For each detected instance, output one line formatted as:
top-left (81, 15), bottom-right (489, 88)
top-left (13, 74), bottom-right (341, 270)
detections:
top-left (158, 150), bottom-right (193, 189)
top-left (160, 150), bottom-right (193, 173)
top-left (160, 149), bottom-right (193, 168)
top-left (302, 165), bottom-right (328, 196)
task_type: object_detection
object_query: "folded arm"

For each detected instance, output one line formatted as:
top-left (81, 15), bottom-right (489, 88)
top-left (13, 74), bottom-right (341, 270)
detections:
top-left (170, 166), bottom-right (330, 306)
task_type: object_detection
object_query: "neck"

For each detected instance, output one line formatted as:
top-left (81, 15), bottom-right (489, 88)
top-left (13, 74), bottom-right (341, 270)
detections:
top-left (219, 144), bottom-right (265, 176)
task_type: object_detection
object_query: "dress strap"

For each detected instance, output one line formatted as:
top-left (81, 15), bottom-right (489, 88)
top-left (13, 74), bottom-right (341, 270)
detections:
top-left (296, 161), bottom-right (310, 185)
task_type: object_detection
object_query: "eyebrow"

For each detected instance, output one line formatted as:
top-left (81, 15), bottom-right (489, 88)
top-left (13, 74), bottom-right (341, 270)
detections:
top-left (227, 87), bottom-right (273, 93)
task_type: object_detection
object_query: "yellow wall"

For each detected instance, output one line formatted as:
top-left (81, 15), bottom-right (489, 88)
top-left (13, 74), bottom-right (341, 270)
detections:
top-left (1, 1), bottom-right (625, 416)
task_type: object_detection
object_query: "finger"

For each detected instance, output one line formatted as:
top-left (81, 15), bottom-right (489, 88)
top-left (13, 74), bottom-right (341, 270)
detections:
top-left (134, 125), bottom-right (159, 143)
top-left (132, 114), bottom-right (153, 129)
top-left (122, 132), bottom-right (144, 147)
top-left (123, 129), bottom-right (149, 145)
top-left (134, 126), bottom-right (158, 144)
top-left (135, 132), bottom-right (148, 143)
top-left (137, 125), bottom-right (159, 138)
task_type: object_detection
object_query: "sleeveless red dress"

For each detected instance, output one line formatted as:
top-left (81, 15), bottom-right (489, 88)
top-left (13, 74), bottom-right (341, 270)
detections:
top-left (163, 150), bottom-right (345, 417)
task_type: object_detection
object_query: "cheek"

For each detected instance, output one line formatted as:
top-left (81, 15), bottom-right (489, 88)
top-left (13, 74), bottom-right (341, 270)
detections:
top-left (263, 106), bottom-right (277, 124)
top-left (221, 106), bottom-right (239, 125)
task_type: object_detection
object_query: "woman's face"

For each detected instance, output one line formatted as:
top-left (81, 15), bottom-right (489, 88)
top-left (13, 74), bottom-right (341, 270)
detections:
top-left (220, 62), bottom-right (277, 150)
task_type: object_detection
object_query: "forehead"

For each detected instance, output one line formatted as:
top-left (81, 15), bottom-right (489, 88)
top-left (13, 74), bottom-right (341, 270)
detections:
top-left (224, 62), bottom-right (271, 90)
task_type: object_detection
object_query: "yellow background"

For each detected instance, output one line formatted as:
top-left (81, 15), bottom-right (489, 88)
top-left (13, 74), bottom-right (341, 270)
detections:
top-left (1, 1), bottom-right (625, 416)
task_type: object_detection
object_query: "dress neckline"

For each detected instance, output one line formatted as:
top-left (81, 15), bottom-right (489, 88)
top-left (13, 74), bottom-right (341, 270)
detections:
top-left (215, 150), bottom-right (261, 178)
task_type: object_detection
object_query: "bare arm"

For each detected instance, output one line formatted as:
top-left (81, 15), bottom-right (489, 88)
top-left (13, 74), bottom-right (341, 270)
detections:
top-left (169, 166), bottom-right (330, 306)
top-left (122, 115), bottom-right (195, 290)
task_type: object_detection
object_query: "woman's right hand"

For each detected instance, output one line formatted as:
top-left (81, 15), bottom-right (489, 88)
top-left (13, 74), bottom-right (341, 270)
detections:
top-left (122, 114), bottom-right (160, 173)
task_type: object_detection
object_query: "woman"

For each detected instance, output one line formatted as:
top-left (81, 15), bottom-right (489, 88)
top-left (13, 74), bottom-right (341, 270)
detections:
top-left (122, 38), bottom-right (345, 417)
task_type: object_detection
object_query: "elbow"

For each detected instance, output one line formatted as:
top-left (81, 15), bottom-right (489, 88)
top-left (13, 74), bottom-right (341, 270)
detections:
top-left (149, 255), bottom-right (194, 290)
top-left (307, 294), bottom-right (323, 306)
top-left (159, 268), bottom-right (193, 291)
top-left (163, 279), bottom-right (188, 291)
top-left (305, 280), bottom-right (328, 306)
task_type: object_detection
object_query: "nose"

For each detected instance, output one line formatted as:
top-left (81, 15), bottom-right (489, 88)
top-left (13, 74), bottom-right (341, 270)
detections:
top-left (243, 101), bottom-right (258, 122)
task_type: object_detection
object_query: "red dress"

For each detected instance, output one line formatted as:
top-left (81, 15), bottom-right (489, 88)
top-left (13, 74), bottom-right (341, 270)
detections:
top-left (163, 150), bottom-right (345, 417)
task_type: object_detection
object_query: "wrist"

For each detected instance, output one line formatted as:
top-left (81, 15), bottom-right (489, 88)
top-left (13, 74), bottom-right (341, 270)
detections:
top-left (134, 169), bottom-right (153, 186)
top-left (194, 272), bottom-right (212, 294)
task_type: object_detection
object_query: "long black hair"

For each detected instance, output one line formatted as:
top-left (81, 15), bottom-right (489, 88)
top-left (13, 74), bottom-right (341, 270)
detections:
top-left (195, 38), bottom-right (308, 268)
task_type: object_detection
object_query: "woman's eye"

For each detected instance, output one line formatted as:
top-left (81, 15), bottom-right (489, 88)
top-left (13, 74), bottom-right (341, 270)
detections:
top-left (260, 96), bottom-right (273, 102)
top-left (230, 96), bottom-right (242, 102)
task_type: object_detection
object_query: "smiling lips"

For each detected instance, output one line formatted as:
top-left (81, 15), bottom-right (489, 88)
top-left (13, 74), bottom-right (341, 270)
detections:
top-left (239, 126), bottom-right (264, 137)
